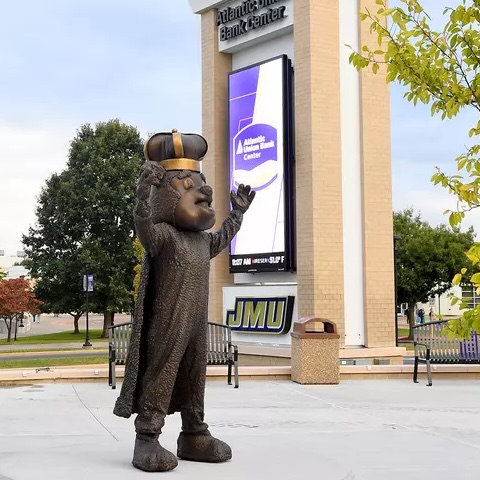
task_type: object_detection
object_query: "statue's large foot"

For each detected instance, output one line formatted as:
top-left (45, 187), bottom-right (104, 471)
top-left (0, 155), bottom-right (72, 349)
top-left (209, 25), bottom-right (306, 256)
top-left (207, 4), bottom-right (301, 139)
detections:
top-left (132, 435), bottom-right (178, 472)
top-left (177, 431), bottom-right (232, 463)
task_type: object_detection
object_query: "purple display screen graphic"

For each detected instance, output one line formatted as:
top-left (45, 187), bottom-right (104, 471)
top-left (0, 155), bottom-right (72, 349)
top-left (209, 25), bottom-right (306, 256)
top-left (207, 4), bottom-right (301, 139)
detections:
top-left (233, 123), bottom-right (278, 190)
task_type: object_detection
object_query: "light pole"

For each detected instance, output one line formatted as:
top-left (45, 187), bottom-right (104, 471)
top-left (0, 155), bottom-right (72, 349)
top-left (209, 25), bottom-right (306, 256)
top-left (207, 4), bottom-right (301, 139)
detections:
top-left (393, 235), bottom-right (402, 347)
top-left (83, 274), bottom-right (93, 348)
top-left (14, 313), bottom-right (25, 342)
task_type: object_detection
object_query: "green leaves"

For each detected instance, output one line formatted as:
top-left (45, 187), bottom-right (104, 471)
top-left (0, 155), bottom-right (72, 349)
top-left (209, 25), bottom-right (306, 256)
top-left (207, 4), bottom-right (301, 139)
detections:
top-left (448, 241), bottom-right (480, 337)
top-left (453, 273), bottom-right (463, 286)
top-left (349, 0), bottom-right (480, 122)
top-left (449, 212), bottom-right (465, 228)
top-left (470, 272), bottom-right (480, 283)
top-left (349, 51), bottom-right (372, 71)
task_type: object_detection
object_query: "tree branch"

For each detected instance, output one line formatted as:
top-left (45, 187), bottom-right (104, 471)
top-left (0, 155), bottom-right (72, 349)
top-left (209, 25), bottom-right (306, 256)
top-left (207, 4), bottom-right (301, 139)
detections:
top-left (410, 14), bottom-right (480, 112)
top-left (460, 23), bottom-right (480, 68)
top-left (364, 11), bottom-right (453, 104)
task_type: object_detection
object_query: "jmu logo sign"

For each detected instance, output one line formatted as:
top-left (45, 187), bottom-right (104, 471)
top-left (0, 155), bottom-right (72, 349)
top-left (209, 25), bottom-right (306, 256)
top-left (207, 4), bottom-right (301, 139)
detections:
top-left (226, 296), bottom-right (295, 334)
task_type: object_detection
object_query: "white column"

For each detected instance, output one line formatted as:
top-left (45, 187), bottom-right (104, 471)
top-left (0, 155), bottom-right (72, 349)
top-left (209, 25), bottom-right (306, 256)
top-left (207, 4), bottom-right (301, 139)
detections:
top-left (339, 0), bottom-right (365, 346)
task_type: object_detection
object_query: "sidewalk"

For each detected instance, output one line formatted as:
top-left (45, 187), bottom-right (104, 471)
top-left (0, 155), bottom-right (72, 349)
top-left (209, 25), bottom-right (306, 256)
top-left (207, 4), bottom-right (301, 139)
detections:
top-left (0, 379), bottom-right (479, 479)
top-left (0, 341), bottom-right (109, 352)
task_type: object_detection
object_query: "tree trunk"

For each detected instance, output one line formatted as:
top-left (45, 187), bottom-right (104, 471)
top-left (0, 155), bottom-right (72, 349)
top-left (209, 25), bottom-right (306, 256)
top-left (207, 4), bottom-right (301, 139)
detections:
top-left (68, 312), bottom-right (84, 334)
top-left (6, 317), bottom-right (12, 343)
top-left (102, 311), bottom-right (115, 338)
top-left (407, 304), bottom-right (416, 340)
top-left (73, 314), bottom-right (81, 334)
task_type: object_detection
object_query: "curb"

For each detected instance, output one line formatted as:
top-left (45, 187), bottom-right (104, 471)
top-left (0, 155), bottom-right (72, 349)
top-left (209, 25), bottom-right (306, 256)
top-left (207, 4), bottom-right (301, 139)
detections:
top-left (1, 364), bottom-right (480, 385)
top-left (0, 365), bottom-right (291, 386)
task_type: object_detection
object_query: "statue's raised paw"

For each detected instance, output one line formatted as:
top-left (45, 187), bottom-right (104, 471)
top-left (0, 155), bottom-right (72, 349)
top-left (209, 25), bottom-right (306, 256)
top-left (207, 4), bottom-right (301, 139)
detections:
top-left (177, 431), bottom-right (232, 463)
top-left (136, 161), bottom-right (166, 201)
top-left (230, 183), bottom-right (256, 214)
top-left (132, 435), bottom-right (178, 472)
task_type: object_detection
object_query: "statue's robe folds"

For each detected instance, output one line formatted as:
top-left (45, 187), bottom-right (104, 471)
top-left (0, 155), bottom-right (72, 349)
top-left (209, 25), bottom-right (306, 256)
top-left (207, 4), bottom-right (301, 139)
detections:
top-left (113, 208), bottom-right (243, 434)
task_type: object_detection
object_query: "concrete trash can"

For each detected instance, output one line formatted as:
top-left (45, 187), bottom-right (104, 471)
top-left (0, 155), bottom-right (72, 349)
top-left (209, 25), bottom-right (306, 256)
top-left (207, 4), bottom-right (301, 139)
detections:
top-left (291, 317), bottom-right (340, 385)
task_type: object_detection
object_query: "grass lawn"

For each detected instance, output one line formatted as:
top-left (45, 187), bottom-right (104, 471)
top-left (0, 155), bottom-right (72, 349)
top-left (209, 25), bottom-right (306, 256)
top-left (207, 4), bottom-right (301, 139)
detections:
top-left (0, 329), bottom-right (106, 346)
top-left (0, 356), bottom-right (108, 369)
top-left (397, 327), bottom-right (414, 351)
top-left (0, 347), bottom-right (107, 354)
top-left (398, 327), bottom-right (410, 339)
top-left (398, 328), bottom-right (414, 351)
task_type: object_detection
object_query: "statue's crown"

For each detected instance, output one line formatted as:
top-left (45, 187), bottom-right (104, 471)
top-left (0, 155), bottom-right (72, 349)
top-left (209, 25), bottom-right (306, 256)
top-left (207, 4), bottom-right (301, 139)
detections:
top-left (143, 128), bottom-right (208, 173)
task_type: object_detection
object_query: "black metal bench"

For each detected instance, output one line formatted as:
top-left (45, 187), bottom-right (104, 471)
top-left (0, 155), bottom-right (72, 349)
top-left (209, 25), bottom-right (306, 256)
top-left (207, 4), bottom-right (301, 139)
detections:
top-left (108, 321), bottom-right (239, 389)
top-left (108, 321), bottom-right (132, 390)
top-left (413, 320), bottom-right (480, 386)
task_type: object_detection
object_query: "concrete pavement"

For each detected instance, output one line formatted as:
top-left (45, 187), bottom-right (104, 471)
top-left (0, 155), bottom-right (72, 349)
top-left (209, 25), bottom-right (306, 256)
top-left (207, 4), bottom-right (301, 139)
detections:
top-left (0, 379), bottom-right (479, 479)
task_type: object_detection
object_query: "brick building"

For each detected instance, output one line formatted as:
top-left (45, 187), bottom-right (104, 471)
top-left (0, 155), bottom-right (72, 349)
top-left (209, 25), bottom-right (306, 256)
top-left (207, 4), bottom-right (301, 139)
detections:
top-left (188, 0), bottom-right (403, 362)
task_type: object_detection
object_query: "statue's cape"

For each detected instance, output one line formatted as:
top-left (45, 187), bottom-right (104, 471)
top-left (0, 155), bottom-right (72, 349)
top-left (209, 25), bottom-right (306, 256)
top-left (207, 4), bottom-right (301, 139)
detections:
top-left (112, 253), bottom-right (150, 418)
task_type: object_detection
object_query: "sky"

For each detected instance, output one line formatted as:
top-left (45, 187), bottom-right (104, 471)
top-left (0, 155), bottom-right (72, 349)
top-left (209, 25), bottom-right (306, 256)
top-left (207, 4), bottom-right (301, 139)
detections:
top-left (0, 0), bottom-right (479, 256)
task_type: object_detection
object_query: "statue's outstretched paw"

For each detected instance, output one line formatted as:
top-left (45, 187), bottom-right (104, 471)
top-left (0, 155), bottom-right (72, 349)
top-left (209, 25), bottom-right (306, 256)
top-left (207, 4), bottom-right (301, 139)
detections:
top-left (177, 431), bottom-right (232, 463)
top-left (132, 436), bottom-right (178, 472)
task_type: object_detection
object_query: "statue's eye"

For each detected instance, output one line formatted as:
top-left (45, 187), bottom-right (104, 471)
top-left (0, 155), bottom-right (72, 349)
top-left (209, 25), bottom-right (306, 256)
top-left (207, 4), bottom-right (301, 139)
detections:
top-left (183, 178), bottom-right (194, 190)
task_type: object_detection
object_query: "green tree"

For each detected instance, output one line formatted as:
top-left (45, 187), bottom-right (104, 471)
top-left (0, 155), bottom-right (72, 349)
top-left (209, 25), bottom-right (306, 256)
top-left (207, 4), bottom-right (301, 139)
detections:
top-left (394, 208), bottom-right (474, 337)
top-left (0, 268), bottom-right (6, 280)
top-left (67, 120), bottom-right (143, 336)
top-left (349, 0), bottom-right (480, 337)
top-left (24, 119), bottom-right (143, 336)
top-left (23, 172), bottom-right (86, 333)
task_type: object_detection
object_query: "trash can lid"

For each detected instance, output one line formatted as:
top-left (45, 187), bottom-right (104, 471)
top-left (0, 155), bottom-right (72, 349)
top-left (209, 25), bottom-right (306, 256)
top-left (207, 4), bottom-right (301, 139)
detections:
top-left (291, 317), bottom-right (340, 339)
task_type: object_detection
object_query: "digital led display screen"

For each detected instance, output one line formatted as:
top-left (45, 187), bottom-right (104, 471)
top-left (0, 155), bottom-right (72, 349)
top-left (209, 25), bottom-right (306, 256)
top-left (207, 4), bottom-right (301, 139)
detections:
top-left (228, 54), bottom-right (295, 273)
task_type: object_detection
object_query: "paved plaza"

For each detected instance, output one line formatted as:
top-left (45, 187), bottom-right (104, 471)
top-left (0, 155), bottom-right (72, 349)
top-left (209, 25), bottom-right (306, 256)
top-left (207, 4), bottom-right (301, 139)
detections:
top-left (0, 379), bottom-right (479, 479)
